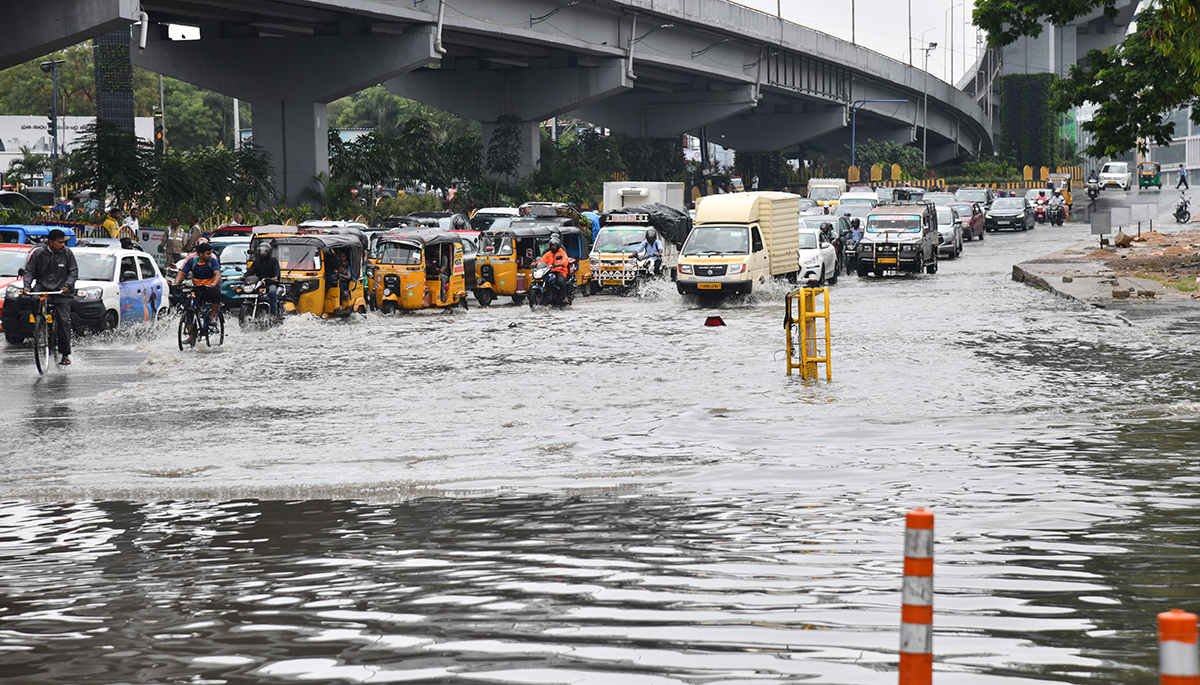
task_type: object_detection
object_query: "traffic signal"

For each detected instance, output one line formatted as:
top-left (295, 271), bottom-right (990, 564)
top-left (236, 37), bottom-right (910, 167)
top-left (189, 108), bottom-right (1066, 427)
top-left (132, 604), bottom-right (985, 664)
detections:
top-left (153, 113), bottom-right (164, 153)
top-left (46, 108), bottom-right (56, 140)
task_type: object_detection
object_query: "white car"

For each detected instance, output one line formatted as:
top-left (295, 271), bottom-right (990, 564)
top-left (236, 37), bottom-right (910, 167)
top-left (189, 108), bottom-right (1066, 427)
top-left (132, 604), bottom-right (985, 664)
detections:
top-left (3, 247), bottom-right (168, 338)
top-left (797, 227), bottom-right (839, 285)
top-left (935, 206), bottom-right (963, 259)
top-left (1099, 161), bottom-right (1132, 191)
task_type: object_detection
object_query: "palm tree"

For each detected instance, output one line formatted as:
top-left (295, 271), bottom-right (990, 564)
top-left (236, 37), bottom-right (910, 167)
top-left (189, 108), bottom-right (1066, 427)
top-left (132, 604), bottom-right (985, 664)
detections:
top-left (7, 146), bottom-right (48, 187)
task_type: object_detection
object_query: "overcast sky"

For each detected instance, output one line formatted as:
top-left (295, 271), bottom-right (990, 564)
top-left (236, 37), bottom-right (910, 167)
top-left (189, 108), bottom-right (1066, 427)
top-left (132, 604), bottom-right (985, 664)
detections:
top-left (733, 0), bottom-right (982, 84)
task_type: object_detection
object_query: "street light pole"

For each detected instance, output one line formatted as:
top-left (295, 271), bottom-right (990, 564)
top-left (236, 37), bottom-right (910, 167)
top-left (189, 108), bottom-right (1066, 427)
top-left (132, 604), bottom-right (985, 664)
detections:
top-left (922, 42), bottom-right (938, 169)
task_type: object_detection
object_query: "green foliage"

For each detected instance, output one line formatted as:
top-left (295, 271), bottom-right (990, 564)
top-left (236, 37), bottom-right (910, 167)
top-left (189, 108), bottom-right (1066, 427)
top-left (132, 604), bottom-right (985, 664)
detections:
top-left (64, 120), bottom-right (154, 206)
top-left (7, 146), bottom-right (49, 186)
top-left (375, 194), bottom-right (442, 217)
top-left (974, 0), bottom-right (1122, 48)
top-left (841, 139), bottom-right (924, 174)
top-left (999, 73), bottom-right (1062, 168)
top-left (1054, 6), bottom-right (1200, 157)
top-left (486, 114), bottom-right (526, 179)
top-left (328, 86), bottom-right (478, 140)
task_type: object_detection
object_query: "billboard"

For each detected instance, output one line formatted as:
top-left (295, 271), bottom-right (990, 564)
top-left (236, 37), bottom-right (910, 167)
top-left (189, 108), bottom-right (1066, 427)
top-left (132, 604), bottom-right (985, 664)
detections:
top-left (0, 115), bottom-right (154, 177)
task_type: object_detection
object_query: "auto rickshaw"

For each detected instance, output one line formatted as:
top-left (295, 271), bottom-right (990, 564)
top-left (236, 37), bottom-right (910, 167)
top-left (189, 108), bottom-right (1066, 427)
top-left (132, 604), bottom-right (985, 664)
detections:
top-left (249, 232), bottom-right (367, 318)
top-left (473, 222), bottom-right (592, 307)
top-left (367, 228), bottom-right (467, 312)
top-left (1046, 173), bottom-right (1074, 207)
top-left (1138, 162), bottom-right (1162, 189)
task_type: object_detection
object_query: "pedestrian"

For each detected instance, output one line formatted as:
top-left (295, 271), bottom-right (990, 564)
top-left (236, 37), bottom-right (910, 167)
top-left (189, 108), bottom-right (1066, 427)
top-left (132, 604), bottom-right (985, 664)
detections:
top-left (751, 174), bottom-right (759, 191)
top-left (117, 207), bottom-right (139, 242)
top-left (1178, 164), bottom-right (1189, 190)
top-left (102, 208), bottom-right (123, 238)
top-left (21, 228), bottom-right (77, 365)
top-left (163, 217), bottom-right (185, 266)
top-left (186, 215), bottom-right (203, 251)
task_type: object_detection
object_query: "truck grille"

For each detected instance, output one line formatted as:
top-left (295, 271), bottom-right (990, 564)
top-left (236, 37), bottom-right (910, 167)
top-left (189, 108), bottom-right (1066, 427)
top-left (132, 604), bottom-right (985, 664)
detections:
top-left (695, 264), bottom-right (727, 277)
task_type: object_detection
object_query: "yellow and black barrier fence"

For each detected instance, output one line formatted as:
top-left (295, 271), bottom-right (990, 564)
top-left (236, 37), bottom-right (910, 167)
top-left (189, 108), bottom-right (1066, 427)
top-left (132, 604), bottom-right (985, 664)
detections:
top-left (784, 287), bottom-right (831, 380)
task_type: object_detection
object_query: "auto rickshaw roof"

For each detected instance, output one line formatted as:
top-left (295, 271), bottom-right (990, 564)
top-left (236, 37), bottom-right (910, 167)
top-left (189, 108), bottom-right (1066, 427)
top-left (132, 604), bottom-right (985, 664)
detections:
top-left (1047, 173), bottom-right (1071, 179)
top-left (379, 228), bottom-right (463, 247)
top-left (270, 233), bottom-right (365, 250)
top-left (496, 223), bottom-right (586, 240)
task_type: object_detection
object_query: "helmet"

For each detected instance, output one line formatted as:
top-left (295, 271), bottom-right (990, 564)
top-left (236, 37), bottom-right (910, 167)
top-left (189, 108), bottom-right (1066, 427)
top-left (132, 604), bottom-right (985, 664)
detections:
top-left (255, 242), bottom-right (271, 257)
top-left (1038, 190), bottom-right (1046, 196)
top-left (549, 235), bottom-right (562, 249)
top-left (820, 222), bottom-right (833, 231)
top-left (851, 218), bottom-right (861, 228)
top-left (644, 228), bottom-right (657, 242)
top-left (451, 215), bottom-right (467, 230)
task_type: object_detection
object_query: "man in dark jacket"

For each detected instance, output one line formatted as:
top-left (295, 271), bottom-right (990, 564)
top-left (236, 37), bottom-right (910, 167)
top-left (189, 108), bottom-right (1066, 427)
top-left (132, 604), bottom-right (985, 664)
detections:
top-left (22, 229), bottom-right (78, 364)
top-left (242, 241), bottom-right (281, 317)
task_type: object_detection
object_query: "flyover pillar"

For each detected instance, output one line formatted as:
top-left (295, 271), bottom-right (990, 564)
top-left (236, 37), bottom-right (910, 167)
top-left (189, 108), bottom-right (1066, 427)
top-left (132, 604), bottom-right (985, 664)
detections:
top-left (133, 27), bottom-right (439, 205)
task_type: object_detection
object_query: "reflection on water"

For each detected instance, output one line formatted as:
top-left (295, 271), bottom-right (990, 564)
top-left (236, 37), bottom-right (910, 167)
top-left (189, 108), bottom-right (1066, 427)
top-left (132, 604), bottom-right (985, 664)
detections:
top-left (0, 224), bottom-right (1198, 682)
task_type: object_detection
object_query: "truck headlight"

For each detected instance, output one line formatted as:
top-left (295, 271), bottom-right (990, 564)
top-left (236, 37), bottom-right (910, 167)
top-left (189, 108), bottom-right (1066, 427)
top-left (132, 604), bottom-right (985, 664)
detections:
top-left (727, 263), bottom-right (746, 275)
top-left (679, 264), bottom-right (693, 274)
top-left (76, 287), bottom-right (104, 302)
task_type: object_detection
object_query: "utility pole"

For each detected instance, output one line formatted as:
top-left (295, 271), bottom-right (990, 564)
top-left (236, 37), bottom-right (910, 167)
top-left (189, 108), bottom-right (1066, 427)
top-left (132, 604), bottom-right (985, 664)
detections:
top-left (922, 42), bottom-right (938, 168)
top-left (851, 0), bottom-right (856, 45)
top-left (908, 1), bottom-right (913, 66)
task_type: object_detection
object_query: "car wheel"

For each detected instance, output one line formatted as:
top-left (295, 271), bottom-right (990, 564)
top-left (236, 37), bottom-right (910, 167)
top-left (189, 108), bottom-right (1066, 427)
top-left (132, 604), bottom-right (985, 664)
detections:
top-left (102, 310), bottom-right (118, 332)
top-left (817, 267), bottom-right (826, 287)
top-left (828, 264), bottom-right (838, 285)
top-left (4, 331), bottom-right (23, 344)
top-left (856, 263), bottom-right (870, 277)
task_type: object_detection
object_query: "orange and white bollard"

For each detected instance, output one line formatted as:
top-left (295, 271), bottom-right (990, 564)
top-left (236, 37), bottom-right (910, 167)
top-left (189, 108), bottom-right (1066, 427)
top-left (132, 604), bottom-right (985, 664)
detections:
top-left (1159, 608), bottom-right (1199, 685)
top-left (900, 508), bottom-right (934, 685)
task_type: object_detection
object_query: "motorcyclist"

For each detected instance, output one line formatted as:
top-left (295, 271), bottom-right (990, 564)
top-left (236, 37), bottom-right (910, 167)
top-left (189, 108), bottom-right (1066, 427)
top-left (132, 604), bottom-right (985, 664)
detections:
top-left (820, 221), bottom-right (843, 272)
top-left (536, 234), bottom-right (571, 299)
top-left (1049, 190), bottom-right (1066, 223)
top-left (1088, 169), bottom-right (1099, 183)
top-left (848, 218), bottom-right (863, 243)
top-left (635, 228), bottom-right (664, 275)
top-left (242, 241), bottom-right (281, 317)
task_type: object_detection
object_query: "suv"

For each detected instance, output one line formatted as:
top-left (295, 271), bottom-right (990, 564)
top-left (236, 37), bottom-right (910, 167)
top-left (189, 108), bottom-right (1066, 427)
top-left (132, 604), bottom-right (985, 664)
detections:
top-left (955, 186), bottom-right (995, 208)
top-left (856, 201), bottom-right (939, 276)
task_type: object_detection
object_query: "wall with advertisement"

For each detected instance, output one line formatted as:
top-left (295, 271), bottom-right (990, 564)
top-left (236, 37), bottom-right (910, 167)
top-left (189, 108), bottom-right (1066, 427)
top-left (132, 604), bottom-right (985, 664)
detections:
top-left (0, 116), bottom-right (154, 184)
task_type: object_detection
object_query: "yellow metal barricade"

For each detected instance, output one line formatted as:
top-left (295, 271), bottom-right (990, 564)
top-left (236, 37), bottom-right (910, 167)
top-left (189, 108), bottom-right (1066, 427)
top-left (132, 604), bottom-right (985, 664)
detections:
top-left (785, 287), bottom-right (831, 380)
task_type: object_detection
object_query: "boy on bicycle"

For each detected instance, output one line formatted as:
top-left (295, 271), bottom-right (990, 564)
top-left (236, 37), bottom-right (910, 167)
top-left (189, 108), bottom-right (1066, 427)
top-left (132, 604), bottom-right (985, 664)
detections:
top-left (175, 242), bottom-right (222, 331)
top-left (21, 228), bottom-right (77, 365)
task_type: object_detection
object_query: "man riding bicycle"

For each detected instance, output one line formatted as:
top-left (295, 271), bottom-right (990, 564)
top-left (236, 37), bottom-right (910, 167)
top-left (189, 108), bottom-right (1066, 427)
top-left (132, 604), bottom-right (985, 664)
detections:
top-left (175, 242), bottom-right (222, 333)
top-left (21, 228), bottom-right (77, 365)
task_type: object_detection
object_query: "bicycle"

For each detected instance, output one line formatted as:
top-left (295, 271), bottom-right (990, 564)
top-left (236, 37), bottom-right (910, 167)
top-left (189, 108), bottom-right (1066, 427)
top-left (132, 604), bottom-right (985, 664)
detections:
top-left (176, 284), bottom-right (225, 350)
top-left (26, 291), bottom-right (64, 374)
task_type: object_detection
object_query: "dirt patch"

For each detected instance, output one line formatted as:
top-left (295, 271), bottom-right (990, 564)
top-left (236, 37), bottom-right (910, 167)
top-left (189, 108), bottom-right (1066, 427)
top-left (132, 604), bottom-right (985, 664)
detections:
top-left (1090, 229), bottom-right (1200, 290)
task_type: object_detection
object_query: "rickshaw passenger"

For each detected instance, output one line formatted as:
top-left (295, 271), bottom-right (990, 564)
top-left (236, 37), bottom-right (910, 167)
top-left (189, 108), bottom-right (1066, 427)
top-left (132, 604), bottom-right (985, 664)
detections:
top-left (331, 250), bottom-right (353, 305)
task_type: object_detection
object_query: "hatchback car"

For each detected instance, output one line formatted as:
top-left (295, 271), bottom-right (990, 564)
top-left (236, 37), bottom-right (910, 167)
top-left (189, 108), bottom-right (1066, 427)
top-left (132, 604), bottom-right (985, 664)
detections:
top-left (947, 202), bottom-right (985, 241)
top-left (984, 197), bottom-right (1035, 231)
top-left (2, 247), bottom-right (168, 343)
top-left (1100, 161), bottom-right (1132, 191)
top-left (935, 206), bottom-right (963, 258)
top-left (797, 228), bottom-right (838, 285)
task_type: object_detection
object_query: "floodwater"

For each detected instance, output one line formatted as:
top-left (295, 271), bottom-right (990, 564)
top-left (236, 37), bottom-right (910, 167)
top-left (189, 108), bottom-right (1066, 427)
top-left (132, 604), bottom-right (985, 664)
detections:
top-left (1, 219), bottom-right (1199, 683)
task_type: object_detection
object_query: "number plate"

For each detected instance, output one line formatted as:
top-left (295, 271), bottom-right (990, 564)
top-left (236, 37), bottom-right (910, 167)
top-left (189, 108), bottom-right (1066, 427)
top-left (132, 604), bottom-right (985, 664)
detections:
top-left (601, 280), bottom-right (625, 286)
top-left (697, 282), bottom-right (722, 290)
top-left (877, 257), bottom-right (898, 264)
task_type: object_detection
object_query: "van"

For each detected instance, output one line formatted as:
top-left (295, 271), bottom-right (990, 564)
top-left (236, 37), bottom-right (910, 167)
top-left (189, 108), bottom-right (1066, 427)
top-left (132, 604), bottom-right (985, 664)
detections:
top-left (675, 192), bottom-right (801, 296)
top-left (806, 178), bottom-right (846, 206)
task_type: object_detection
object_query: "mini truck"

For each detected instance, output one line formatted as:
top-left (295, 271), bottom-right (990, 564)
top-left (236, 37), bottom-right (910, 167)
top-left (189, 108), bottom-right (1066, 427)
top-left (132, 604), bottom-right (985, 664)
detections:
top-left (855, 201), bottom-right (939, 276)
top-left (676, 192), bottom-right (801, 296)
top-left (589, 213), bottom-right (665, 292)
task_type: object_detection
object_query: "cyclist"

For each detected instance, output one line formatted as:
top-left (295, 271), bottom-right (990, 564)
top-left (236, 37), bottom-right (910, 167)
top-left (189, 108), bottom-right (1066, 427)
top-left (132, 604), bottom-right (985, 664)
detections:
top-left (175, 242), bottom-right (222, 335)
top-left (21, 228), bottom-right (77, 365)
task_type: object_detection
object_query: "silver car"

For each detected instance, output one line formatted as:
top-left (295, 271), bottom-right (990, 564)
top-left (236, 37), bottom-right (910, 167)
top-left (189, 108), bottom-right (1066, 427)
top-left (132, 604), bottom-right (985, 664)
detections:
top-left (935, 206), bottom-right (963, 259)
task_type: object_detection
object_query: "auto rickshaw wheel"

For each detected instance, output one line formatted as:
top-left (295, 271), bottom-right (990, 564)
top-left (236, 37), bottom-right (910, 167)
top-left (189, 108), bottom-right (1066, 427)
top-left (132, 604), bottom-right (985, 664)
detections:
top-left (512, 295), bottom-right (526, 306)
top-left (474, 289), bottom-right (494, 307)
top-left (380, 301), bottom-right (397, 314)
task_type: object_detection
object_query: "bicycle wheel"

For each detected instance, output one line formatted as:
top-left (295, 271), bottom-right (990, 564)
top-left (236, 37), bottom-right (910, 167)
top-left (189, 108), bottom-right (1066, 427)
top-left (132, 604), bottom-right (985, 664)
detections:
top-left (178, 310), bottom-right (196, 350)
top-left (213, 309), bottom-right (225, 346)
top-left (33, 313), bottom-right (51, 375)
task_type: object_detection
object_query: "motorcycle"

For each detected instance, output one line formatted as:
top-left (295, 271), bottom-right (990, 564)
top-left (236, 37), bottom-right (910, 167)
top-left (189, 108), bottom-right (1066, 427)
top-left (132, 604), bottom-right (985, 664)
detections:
top-left (1086, 179), bottom-right (1101, 200)
top-left (237, 277), bottom-right (277, 327)
top-left (1047, 203), bottom-right (1066, 226)
top-left (843, 236), bottom-right (860, 274)
top-left (1034, 199), bottom-right (1049, 224)
top-left (1175, 195), bottom-right (1191, 224)
top-left (528, 261), bottom-right (576, 308)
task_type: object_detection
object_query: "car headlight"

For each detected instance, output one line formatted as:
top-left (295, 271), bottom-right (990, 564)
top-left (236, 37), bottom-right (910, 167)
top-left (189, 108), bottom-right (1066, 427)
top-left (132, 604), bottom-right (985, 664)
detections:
top-left (727, 263), bottom-right (746, 275)
top-left (76, 287), bottom-right (104, 302)
top-left (5, 284), bottom-right (20, 299)
top-left (802, 256), bottom-right (821, 266)
top-left (679, 264), bottom-right (693, 274)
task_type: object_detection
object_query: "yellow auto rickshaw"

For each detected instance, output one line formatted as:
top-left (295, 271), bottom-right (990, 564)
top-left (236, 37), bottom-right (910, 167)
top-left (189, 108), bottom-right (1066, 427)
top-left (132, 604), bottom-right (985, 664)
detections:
top-left (473, 221), bottom-right (592, 307)
top-left (250, 232), bottom-right (367, 318)
top-left (367, 229), bottom-right (467, 312)
top-left (1046, 173), bottom-right (1074, 207)
top-left (1139, 162), bottom-right (1162, 189)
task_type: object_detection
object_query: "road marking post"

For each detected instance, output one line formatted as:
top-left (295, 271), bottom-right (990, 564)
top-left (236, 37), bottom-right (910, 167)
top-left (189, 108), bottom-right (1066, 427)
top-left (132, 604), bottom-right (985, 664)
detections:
top-left (1160, 608), bottom-right (1200, 685)
top-left (900, 508), bottom-right (933, 685)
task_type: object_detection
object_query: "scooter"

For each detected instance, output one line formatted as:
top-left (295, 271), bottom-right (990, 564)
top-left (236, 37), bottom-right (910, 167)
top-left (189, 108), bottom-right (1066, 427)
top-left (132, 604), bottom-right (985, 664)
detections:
top-left (528, 261), bottom-right (576, 308)
top-left (1086, 179), bottom-right (1101, 200)
top-left (1175, 194), bottom-right (1191, 223)
top-left (1047, 203), bottom-right (1066, 226)
top-left (1034, 199), bottom-right (1049, 224)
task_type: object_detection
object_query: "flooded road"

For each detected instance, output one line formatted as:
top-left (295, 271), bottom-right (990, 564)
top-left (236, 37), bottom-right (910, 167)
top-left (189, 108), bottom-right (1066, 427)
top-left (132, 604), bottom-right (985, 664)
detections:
top-left (1, 217), bottom-right (1199, 683)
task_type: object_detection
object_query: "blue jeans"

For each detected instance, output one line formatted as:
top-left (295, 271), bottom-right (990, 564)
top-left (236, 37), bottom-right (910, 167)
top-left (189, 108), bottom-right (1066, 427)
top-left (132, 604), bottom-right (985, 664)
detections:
top-left (265, 283), bottom-right (278, 316)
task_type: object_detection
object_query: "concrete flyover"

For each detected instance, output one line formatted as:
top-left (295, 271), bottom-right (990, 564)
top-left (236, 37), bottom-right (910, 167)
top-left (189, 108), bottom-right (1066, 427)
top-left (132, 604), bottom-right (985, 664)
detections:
top-left (10, 0), bottom-right (994, 202)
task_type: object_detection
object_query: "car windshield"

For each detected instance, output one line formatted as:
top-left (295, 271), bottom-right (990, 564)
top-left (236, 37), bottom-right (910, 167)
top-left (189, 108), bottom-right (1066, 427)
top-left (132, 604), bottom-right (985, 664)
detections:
top-left (374, 241), bottom-right (423, 265)
top-left (992, 198), bottom-right (1024, 211)
top-left (936, 207), bottom-right (954, 224)
top-left (948, 204), bottom-right (973, 215)
top-left (927, 194), bottom-right (956, 206)
top-left (1025, 190), bottom-right (1046, 201)
top-left (798, 233), bottom-right (819, 249)
top-left (955, 189), bottom-right (988, 203)
top-left (471, 215), bottom-right (511, 232)
top-left (275, 243), bottom-right (322, 270)
top-left (796, 199), bottom-right (816, 209)
top-left (77, 253), bottom-right (117, 281)
top-left (682, 225), bottom-right (749, 255)
top-left (594, 228), bottom-right (645, 253)
top-left (809, 187), bottom-right (839, 201)
top-left (801, 218), bottom-right (835, 230)
top-left (478, 233), bottom-right (513, 256)
top-left (1103, 163), bottom-right (1128, 174)
top-left (215, 242), bottom-right (250, 266)
top-left (0, 249), bottom-right (28, 276)
top-left (866, 215), bottom-right (923, 232)
top-left (26, 189), bottom-right (54, 206)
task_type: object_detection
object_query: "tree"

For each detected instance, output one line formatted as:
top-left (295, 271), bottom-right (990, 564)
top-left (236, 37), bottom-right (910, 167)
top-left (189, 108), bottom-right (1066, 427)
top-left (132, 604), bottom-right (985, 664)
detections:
top-left (7, 146), bottom-right (48, 186)
top-left (485, 114), bottom-right (525, 180)
top-left (65, 120), bottom-right (155, 206)
top-left (974, 0), bottom-right (1200, 156)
